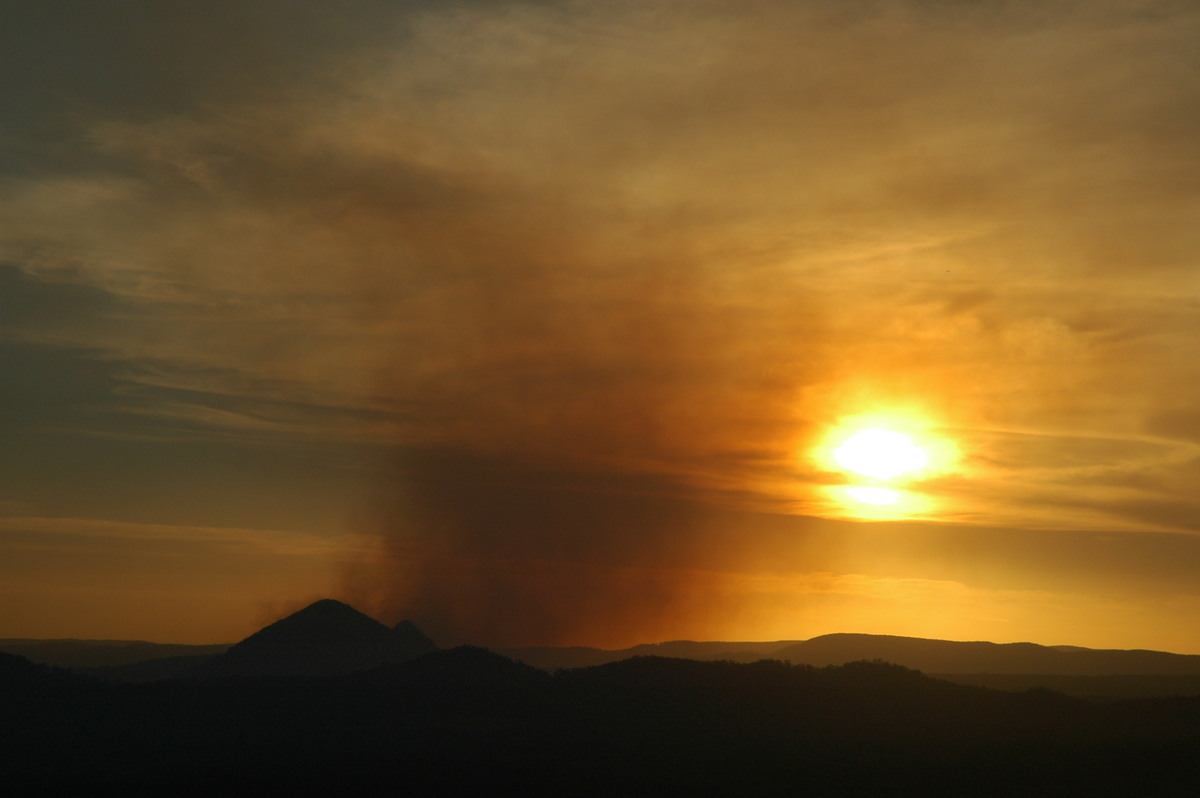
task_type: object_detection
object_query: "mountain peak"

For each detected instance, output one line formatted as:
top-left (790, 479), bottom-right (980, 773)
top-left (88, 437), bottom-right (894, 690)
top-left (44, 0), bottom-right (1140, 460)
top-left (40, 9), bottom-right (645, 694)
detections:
top-left (393, 619), bottom-right (436, 653)
top-left (202, 599), bottom-right (436, 678)
top-left (299, 598), bottom-right (360, 614)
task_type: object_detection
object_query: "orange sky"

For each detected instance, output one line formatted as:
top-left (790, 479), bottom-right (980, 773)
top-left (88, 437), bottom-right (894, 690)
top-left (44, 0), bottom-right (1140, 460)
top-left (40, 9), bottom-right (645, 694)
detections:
top-left (4, 0), bottom-right (1200, 652)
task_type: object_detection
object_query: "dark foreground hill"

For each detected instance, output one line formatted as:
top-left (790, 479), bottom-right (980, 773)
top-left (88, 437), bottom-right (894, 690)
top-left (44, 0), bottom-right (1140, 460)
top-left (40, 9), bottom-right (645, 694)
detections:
top-left (4, 647), bottom-right (1200, 795)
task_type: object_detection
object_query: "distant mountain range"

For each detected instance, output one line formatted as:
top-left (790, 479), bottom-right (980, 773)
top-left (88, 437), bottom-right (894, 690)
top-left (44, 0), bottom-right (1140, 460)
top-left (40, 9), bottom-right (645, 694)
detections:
top-left (500, 632), bottom-right (1200, 677)
top-left (0, 638), bottom-right (231, 668)
top-left (5, 600), bottom-right (1200, 697)
top-left (774, 633), bottom-right (1200, 676)
top-left (496, 639), bottom-right (798, 670)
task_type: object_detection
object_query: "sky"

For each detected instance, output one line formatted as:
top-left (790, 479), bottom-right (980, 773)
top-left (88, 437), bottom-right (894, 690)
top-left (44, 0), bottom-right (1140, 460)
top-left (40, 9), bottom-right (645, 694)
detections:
top-left (4, 0), bottom-right (1200, 651)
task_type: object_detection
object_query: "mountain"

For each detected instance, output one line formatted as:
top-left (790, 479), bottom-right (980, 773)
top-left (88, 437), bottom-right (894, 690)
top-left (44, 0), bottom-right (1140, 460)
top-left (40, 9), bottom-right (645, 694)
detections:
top-left (0, 651), bottom-right (92, 698)
top-left (201, 599), bottom-right (436, 678)
top-left (774, 633), bottom-right (1200, 675)
top-left (0, 639), bottom-right (230, 668)
top-left (393, 619), bottom-right (436, 652)
top-left (6, 648), bottom-right (1200, 794)
top-left (500, 633), bottom-right (1200, 697)
top-left (506, 633), bottom-right (1200, 677)
top-left (13, 617), bottom-right (1200, 694)
top-left (6, 630), bottom-right (1200, 792)
top-left (500, 640), bottom-right (799, 670)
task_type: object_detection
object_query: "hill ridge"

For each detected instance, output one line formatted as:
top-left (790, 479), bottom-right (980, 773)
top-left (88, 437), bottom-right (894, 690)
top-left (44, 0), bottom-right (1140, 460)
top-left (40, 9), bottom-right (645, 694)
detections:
top-left (200, 599), bottom-right (437, 678)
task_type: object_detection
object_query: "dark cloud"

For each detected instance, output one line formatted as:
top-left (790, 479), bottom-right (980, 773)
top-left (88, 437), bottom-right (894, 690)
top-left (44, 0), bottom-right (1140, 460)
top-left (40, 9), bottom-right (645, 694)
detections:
top-left (0, 262), bottom-right (115, 328)
top-left (0, 0), bottom-right (411, 124)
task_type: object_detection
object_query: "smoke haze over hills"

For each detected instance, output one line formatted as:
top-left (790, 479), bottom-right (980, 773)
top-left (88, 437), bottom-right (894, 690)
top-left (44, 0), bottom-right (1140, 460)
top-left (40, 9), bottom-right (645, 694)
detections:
top-left (4, 1), bottom-right (1200, 651)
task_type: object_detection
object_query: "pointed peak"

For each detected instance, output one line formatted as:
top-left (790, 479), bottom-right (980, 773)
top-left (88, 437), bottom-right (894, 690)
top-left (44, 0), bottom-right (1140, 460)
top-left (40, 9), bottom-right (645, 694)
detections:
top-left (392, 619), bottom-right (427, 636)
top-left (393, 619), bottom-right (437, 653)
top-left (307, 598), bottom-right (353, 609)
top-left (272, 598), bottom-right (404, 626)
top-left (297, 598), bottom-right (361, 613)
top-left (287, 598), bottom-right (369, 618)
top-left (202, 599), bottom-right (427, 678)
top-left (234, 599), bottom-right (390, 647)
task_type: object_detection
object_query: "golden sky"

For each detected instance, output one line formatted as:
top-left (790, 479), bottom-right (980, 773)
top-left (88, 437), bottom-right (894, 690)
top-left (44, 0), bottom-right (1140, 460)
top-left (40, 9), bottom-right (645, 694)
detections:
top-left (3, 0), bottom-right (1200, 650)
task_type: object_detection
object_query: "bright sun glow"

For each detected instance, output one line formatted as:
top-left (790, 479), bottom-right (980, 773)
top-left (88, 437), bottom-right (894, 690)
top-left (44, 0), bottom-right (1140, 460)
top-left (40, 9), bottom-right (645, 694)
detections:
top-left (811, 412), bottom-right (959, 519)
top-left (844, 485), bottom-right (900, 505)
top-left (833, 428), bottom-right (929, 481)
top-left (828, 484), bottom-right (930, 517)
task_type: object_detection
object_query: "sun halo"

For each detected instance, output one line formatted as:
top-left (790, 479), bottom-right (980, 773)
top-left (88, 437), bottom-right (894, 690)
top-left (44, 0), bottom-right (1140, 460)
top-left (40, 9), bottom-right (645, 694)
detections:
top-left (813, 415), bottom-right (958, 517)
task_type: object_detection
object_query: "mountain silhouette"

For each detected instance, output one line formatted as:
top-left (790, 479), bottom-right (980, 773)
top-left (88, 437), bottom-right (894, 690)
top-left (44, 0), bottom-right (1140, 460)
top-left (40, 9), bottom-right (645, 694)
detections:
top-left (0, 651), bottom-right (91, 699)
top-left (13, 621), bottom-right (1200, 696)
top-left (0, 639), bottom-right (230, 668)
top-left (393, 619), bottom-right (436, 652)
top-left (201, 599), bottom-right (436, 678)
top-left (501, 633), bottom-right (1200, 698)
top-left (500, 640), bottom-right (799, 670)
top-left (775, 633), bottom-right (1200, 675)
top-left (7, 644), bottom-right (1200, 794)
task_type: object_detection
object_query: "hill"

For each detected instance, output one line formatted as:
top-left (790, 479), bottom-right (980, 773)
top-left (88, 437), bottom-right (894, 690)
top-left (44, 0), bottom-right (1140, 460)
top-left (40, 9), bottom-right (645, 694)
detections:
top-left (5, 650), bottom-right (1200, 793)
top-left (13, 621), bottom-right (1200, 696)
top-left (200, 599), bottom-right (436, 678)
top-left (500, 639), bottom-right (798, 670)
top-left (501, 632), bottom-right (1200, 697)
top-left (775, 633), bottom-right (1200, 676)
top-left (0, 639), bottom-right (230, 668)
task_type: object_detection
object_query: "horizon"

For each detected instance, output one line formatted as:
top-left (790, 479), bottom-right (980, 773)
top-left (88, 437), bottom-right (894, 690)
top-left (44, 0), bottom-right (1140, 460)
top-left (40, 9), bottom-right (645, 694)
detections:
top-left (5, 1), bottom-right (1200, 654)
top-left (6, 598), bottom-right (1199, 659)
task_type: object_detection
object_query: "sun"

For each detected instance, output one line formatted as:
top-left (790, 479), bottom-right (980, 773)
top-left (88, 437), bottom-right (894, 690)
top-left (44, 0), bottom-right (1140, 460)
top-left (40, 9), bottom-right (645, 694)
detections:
top-left (812, 412), bottom-right (957, 518)
top-left (832, 428), bottom-right (930, 481)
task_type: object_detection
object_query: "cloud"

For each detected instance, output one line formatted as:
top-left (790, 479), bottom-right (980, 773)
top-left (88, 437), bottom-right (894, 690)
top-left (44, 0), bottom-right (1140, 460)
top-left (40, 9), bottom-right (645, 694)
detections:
top-left (0, 515), bottom-right (347, 555)
top-left (4, 0), bottom-right (1200, 645)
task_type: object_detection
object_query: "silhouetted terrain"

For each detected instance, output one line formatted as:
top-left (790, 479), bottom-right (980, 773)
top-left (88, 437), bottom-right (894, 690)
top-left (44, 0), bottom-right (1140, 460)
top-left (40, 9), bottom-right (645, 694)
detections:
top-left (7, 603), bottom-right (1200, 792)
top-left (5, 645), bottom-right (1200, 794)
top-left (504, 632), bottom-right (1200, 677)
top-left (12, 616), bottom-right (1200, 701)
top-left (776, 633), bottom-right (1200, 675)
top-left (501, 633), bottom-right (1200, 699)
top-left (0, 639), bottom-right (230, 668)
top-left (938, 672), bottom-right (1200, 699)
top-left (500, 639), bottom-right (799, 670)
top-left (0, 651), bottom-right (91, 698)
top-left (198, 599), bottom-right (437, 678)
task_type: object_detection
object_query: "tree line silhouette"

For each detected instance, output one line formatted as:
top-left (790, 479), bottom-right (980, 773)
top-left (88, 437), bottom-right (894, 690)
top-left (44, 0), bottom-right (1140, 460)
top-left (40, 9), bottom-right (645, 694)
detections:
top-left (4, 647), bottom-right (1200, 794)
